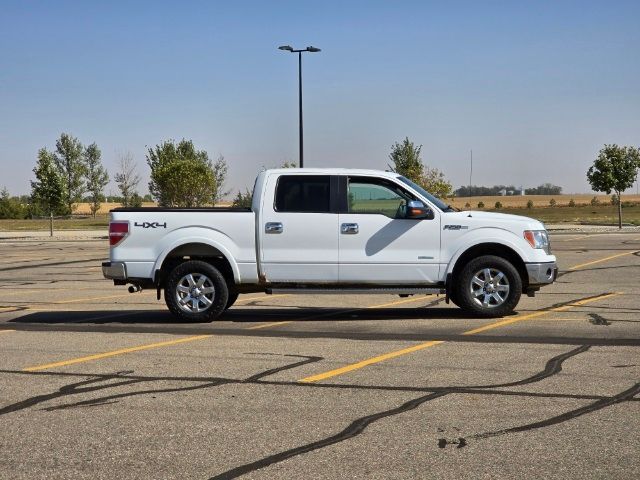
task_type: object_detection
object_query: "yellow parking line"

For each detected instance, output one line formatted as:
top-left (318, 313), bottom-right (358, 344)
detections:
top-left (366, 295), bottom-right (438, 309)
top-left (235, 293), bottom-right (290, 304)
top-left (300, 340), bottom-right (444, 383)
top-left (53, 294), bottom-right (131, 304)
top-left (568, 251), bottom-right (638, 271)
top-left (246, 294), bottom-right (436, 330)
top-left (0, 306), bottom-right (20, 312)
top-left (461, 292), bottom-right (620, 335)
top-left (247, 320), bottom-right (293, 330)
top-left (23, 334), bottom-right (212, 372)
top-left (299, 292), bottom-right (620, 383)
top-left (0, 329), bottom-right (16, 334)
top-left (554, 234), bottom-right (588, 242)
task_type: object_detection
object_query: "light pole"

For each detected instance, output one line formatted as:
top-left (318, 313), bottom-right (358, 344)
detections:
top-left (278, 45), bottom-right (321, 168)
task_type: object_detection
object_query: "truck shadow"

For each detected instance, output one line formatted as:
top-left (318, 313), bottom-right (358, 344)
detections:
top-left (8, 306), bottom-right (479, 325)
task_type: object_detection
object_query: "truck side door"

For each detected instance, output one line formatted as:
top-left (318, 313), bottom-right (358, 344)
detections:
top-left (338, 175), bottom-right (441, 284)
top-left (260, 174), bottom-right (339, 283)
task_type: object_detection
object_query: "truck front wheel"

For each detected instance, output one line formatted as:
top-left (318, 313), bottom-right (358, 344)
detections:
top-left (165, 260), bottom-right (229, 322)
top-left (455, 255), bottom-right (522, 317)
top-left (225, 293), bottom-right (239, 310)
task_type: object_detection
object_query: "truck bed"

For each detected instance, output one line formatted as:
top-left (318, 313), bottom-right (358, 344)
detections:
top-left (109, 208), bottom-right (257, 283)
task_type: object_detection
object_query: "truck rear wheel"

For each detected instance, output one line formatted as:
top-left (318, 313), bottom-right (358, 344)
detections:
top-left (165, 260), bottom-right (229, 322)
top-left (455, 255), bottom-right (522, 318)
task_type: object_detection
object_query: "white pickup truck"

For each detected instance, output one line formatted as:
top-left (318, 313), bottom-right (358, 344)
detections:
top-left (103, 168), bottom-right (557, 321)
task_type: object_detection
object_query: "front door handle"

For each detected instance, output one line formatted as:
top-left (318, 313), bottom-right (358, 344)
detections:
top-left (265, 222), bottom-right (283, 234)
top-left (341, 223), bottom-right (359, 234)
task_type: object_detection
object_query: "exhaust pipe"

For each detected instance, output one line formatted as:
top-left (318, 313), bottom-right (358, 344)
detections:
top-left (128, 285), bottom-right (142, 293)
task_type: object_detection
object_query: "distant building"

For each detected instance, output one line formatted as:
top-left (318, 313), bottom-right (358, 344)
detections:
top-left (499, 189), bottom-right (507, 196)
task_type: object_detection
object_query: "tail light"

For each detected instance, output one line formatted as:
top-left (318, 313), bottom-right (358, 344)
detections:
top-left (109, 221), bottom-right (129, 246)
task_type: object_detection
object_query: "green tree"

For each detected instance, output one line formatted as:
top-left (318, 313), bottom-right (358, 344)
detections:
top-left (212, 155), bottom-right (230, 205)
top-left (54, 133), bottom-right (86, 214)
top-left (477, 201), bottom-right (485, 208)
top-left (526, 200), bottom-right (534, 209)
top-left (586, 144), bottom-right (640, 228)
top-left (31, 148), bottom-right (66, 234)
top-left (494, 201), bottom-right (503, 209)
top-left (568, 199), bottom-right (576, 207)
top-left (388, 137), bottom-right (424, 181)
top-left (130, 193), bottom-right (143, 208)
top-left (421, 165), bottom-right (454, 199)
top-left (114, 152), bottom-right (141, 207)
top-left (147, 139), bottom-right (217, 207)
top-left (388, 137), bottom-right (453, 198)
top-left (231, 189), bottom-right (253, 208)
top-left (83, 143), bottom-right (109, 218)
top-left (0, 188), bottom-right (27, 219)
top-left (549, 198), bottom-right (557, 207)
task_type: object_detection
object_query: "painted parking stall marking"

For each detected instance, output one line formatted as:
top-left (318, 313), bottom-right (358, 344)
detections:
top-left (299, 292), bottom-right (621, 383)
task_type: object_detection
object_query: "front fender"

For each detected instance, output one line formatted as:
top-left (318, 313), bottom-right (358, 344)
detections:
top-left (152, 227), bottom-right (241, 283)
top-left (443, 227), bottom-right (541, 276)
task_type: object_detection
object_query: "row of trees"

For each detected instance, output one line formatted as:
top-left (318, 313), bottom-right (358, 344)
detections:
top-left (2, 135), bottom-right (232, 220)
top-left (27, 133), bottom-right (148, 219)
top-left (454, 183), bottom-right (563, 197)
top-left (5, 134), bottom-right (456, 217)
top-left (30, 134), bottom-right (110, 218)
top-left (5, 136), bottom-right (638, 230)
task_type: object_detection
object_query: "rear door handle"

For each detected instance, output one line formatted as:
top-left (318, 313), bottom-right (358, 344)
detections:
top-left (265, 222), bottom-right (283, 234)
top-left (341, 223), bottom-right (359, 234)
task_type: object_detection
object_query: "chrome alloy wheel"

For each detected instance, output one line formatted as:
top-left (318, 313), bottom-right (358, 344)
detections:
top-left (175, 273), bottom-right (216, 313)
top-left (469, 267), bottom-right (510, 308)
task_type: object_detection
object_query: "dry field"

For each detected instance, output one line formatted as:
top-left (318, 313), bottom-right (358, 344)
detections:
top-left (73, 202), bottom-right (157, 214)
top-left (449, 193), bottom-right (640, 208)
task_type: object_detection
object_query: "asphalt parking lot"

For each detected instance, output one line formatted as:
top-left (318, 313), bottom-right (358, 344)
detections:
top-left (0, 232), bottom-right (638, 479)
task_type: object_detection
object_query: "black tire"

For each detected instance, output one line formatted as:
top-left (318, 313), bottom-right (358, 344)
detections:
top-left (164, 260), bottom-right (229, 322)
top-left (454, 255), bottom-right (522, 318)
top-left (225, 293), bottom-right (239, 310)
top-left (448, 288), bottom-right (460, 308)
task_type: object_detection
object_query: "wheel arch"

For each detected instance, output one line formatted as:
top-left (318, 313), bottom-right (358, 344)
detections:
top-left (155, 240), bottom-right (239, 286)
top-left (448, 242), bottom-right (528, 289)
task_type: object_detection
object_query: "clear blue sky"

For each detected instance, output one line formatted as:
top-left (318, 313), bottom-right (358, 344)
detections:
top-left (1, 0), bottom-right (639, 196)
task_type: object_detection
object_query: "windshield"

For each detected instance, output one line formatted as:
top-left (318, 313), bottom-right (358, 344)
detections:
top-left (397, 176), bottom-right (453, 212)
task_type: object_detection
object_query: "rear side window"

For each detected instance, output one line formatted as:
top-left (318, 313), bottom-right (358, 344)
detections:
top-left (275, 175), bottom-right (331, 213)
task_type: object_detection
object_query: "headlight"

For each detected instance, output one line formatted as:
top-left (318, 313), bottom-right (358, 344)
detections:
top-left (524, 230), bottom-right (550, 253)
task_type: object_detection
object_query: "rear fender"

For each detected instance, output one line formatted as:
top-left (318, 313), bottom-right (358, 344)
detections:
top-left (152, 227), bottom-right (241, 283)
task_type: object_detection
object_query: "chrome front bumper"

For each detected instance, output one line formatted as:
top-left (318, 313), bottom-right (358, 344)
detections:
top-left (102, 261), bottom-right (126, 280)
top-left (526, 262), bottom-right (557, 285)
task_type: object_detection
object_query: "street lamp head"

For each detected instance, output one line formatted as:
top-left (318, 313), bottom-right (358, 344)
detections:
top-left (306, 46), bottom-right (321, 52)
top-left (278, 45), bottom-right (294, 52)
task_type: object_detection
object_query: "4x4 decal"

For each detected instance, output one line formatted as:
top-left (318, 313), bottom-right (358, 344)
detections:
top-left (134, 222), bottom-right (167, 229)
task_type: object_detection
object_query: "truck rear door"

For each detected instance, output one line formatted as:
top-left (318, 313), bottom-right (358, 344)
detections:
top-left (259, 174), bottom-right (339, 283)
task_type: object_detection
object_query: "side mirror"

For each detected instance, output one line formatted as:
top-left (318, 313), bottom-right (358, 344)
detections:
top-left (406, 200), bottom-right (434, 220)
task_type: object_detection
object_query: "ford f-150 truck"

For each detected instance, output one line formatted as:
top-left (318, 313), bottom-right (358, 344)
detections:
top-left (103, 168), bottom-right (557, 321)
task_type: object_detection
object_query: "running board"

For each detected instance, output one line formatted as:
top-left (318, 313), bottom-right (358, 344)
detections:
top-left (267, 287), bottom-right (444, 295)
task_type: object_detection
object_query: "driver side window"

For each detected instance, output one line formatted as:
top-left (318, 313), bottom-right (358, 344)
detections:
top-left (347, 178), bottom-right (413, 219)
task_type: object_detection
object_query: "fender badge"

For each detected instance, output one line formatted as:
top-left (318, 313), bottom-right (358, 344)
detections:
top-left (443, 225), bottom-right (468, 230)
